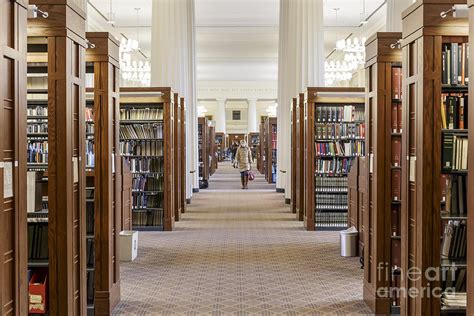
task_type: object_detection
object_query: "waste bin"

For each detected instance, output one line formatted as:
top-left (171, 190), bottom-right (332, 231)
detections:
top-left (340, 226), bottom-right (358, 257)
top-left (119, 231), bottom-right (138, 262)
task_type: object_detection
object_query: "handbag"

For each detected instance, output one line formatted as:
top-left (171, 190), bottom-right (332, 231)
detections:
top-left (248, 171), bottom-right (255, 181)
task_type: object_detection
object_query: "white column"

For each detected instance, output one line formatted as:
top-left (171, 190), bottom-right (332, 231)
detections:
top-left (278, 0), bottom-right (324, 199)
top-left (216, 98), bottom-right (227, 133)
top-left (151, 0), bottom-right (198, 197)
top-left (247, 99), bottom-right (257, 133)
top-left (386, 0), bottom-right (414, 32)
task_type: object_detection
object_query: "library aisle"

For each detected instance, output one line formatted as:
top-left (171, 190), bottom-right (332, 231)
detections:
top-left (113, 163), bottom-right (371, 314)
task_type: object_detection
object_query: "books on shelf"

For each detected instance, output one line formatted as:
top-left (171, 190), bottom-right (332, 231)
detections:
top-left (128, 157), bottom-right (164, 173)
top-left (120, 108), bottom-right (164, 120)
top-left (120, 124), bottom-right (163, 140)
top-left (132, 210), bottom-right (164, 227)
top-left (120, 140), bottom-right (163, 157)
top-left (315, 122), bottom-right (365, 140)
top-left (392, 67), bottom-right (402, 100)
top-left (441, 95), bottom-right (469, 130)
top-left (132, 175), bottom-right (164, 192)
top-left (316, 105), bottom-right (365, 123)
top-left (442, 134), bottom-right (468, 171)
top-left (441, 220), bottom-right (467, 260)
top-left (315, 140), bottom-right (365, 157)
top-left (441, 43), bottom-right (469, 86)
top-left (315, 177), bottom-right (348, 192)
top-left (315, 157), bottom-right (353, 176)
top-left (443, 175), bottom-right (468, 215)
top-left (441, 292), bottom-right (466, 309)
top-left (315, 212), bottom-right (347, 228)
top-left (27, 142), bottom-right (48, 164)
top-left (28, 223), bottom-right (48, 260)
top-left (391, 103), bottom-right (403, 133)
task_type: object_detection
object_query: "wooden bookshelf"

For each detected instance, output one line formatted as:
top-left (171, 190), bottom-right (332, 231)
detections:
top-left (120, 87), bottom-right (175, 231)
top-left (215, 132), bottom-right (226, 162)
top-left (28, 0), bottom-right (89, 313)
top-left (364, 32), bottom-right (403, 315)
top-left (209, 126), bottom-right (217, 176)
top-left (347, 157), bottom-right (367, 255)
top-left (468, 3), bottom-right (474, 315)
top-left (180, 97), bottom-right (187, 214)
top-left (173, 93), bottom-right (182, 221)
top-left (1, 1), bottom-right (28, 314)
top-left (121, 158), bottom-right (133, 230)
top-left (85, 32), bottom-right (121, 314)
top-left (291, 98), bottom-right (297, 213)
top-left (198, 117), bottom-right (209, 188)
top-left (303, 87), bottom-right (365, 231)
top-left (248, 132), bottom-right (260, 171)
top-left (228, 134), bottom-right (245, 144)
top-left (258, 123), bottom-right (265, 174)
top-left (401, 1), bottom-right (469, 314)
top-left (296, 93), bottom-right (305, 221)
top-left (263, 117), bottom-right (277, 184)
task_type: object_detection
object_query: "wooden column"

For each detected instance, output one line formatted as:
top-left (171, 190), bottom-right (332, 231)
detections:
top-left (401, 1), bottom-right (468, 315)
top-left (468, 2), bottom-right (474, 314)
top-left (28, 0), bottom-right (87, 314)
top-left (174, 93), bottom-right (182, 221)
top-left (0, 1), bottom-right (28, 315)
top-left (296, 93), bottom-right (305, 221)
top-left (363, 32), bottom-right (402, 314)
top-left (180, 97), bottom-right (187, 213)
top-left (85, 32), bottom-right (121, 314)
top-left (290, 98), bottom-right (297, 214)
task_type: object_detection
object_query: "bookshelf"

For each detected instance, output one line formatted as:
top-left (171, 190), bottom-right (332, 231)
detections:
top-left (248, 132), bottom-right (260, 171)
top-left (228, 134), bottom-right (245, 144)
top-left (468, 3), bottom-right (474, 315)
top-left (180, 97), bottom-right (187, 214)
top-left (291, 98), bottom-right (297, 214)
top-left (303, 87), bottom-right (365, 231)
top-left (258, 123), bottom-right (265, 174)
top-left (296, 94), bottom-right (305, 221)
top-left (121, 158), bottom-right (133, 230)
top-left (401, 1), bottom-right (469, 314)
top-left (347, 157), bottom-right (367, 256)
top-left (1, 1), bottom-right (28, 314)
top-left (263, 117), bottom-right (277, 184)
top-left (120, 87), bottom-right (176, 231)
top-left (27, 0), bottom-right (89, 313)
top-left (174, 93), bottom-right (182, 221)
top-left (364, 32), bottom-right (403, 315)
top-left (209, 126), bottom-right (217, 176)
top-left (198, 117), bottom-right (209, 188)
top-left (85, 32), bottom-right (121, 314)
top-left (215, 132), bottom-right (226, 162)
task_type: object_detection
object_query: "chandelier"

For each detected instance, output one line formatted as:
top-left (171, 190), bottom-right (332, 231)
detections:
top-left (119, 7), bottom-right (151, 86)
top-left (336, 37), bottom-right (367, 53)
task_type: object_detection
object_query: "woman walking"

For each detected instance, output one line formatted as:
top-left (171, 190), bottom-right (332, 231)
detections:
top-left (235, 140), bottom-right (253, 189)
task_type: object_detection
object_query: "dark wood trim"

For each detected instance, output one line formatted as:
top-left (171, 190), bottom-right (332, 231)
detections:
top-left (174, 93), bottom-right (182, 221)
top-left (209, 126), bottom-right (216, 176)
top-left (0, 1), bottom-right (28, 314)
top-left (468, 2), bottom-right (474, 315)
top-left (401, 1), bottom-right (468, 314)
top-left (85, 31), bottom-right (121, 314)
top-left (198, 117), bottom-right (210, 184)
top-left (120, 87), bottom-right (176, 231)
top-left (296, 93), bottom-right (305, 222)
top-left (291, 98), bottom-right (297, 214)
top-left (363, 31), bottom-right (402, 314)
top-left (304, 87), bottom-right (365, 231)
top-left (180, 97), bottom-right (187, 214)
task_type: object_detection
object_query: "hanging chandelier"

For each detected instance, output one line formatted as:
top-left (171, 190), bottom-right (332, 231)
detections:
top-left (336, 37), bottom-right (367, 53)
top-left (119, 7), bottom-right (151, 86)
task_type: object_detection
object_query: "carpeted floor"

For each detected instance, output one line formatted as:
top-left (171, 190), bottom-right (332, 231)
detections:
top-left (112, 163), bottom-right (373, 315)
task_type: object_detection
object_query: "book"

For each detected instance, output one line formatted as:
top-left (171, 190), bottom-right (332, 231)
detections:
top-left (391, 139), bottom-right (401, 167)
top-left (391, 104), bottom-right (398, 133)
top-left (392, 169), bottom-right (401, 201)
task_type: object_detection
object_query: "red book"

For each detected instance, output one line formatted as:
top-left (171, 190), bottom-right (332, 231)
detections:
top-left (391, 103), bottom-right (398, 133)
top-left (392, 239), bottom-right (401, 268)
top-left (392, 67), bottom-right (401, 100)
top-left (440, 174), bottom-right (447, 203)
top-left (391, 207), bottom-right (400, 236)
top-left (392, 169), bottom-right (401, 201)
top-left (397, 104), bottom-right (403, 133)
top-left (391, 139), bottom-right (401, 167)
top-left (29, 270), bottom-right (48, 314)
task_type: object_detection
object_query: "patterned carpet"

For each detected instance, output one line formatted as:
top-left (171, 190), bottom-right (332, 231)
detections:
top-left (112, 163), bottom-right (373, 315)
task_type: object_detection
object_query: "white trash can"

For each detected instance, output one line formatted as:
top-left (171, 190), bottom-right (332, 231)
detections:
top-left (119, 231), bottom-right (138, 262)
top-left (340, 226), bottom-right (358, 257)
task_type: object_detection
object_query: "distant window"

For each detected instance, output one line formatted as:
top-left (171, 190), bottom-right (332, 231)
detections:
top-left (232, 110), bottom-right (241, 121)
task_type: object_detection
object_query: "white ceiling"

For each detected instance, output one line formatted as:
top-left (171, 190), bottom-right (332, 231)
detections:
top-left (88, 0), bottom-right (386, 83)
